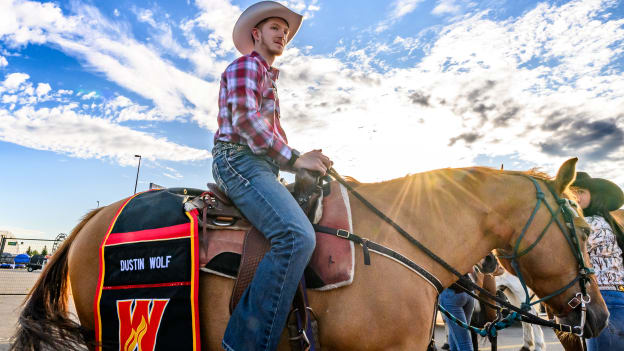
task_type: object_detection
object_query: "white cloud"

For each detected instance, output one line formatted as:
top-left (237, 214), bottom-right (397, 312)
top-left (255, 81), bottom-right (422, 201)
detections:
top-left (0, 55), bottom-right (7, 67)
top-left (116, 104), bottom-right (164, 122)
top-left (2, 72), bottom-right (29, 91)
top-left (279, 0), bottom-right (321, 18)
top-left (0, 73), bottom-right (210, 165)
top-left (376, 0), bottom-right (425, 32)
top-left (163, 166), bottom-right (183, 180)
top-left (108, 95), bottom-right (132, 109)
top-left (2, 94), bottom-right (18, 104)
top-left (390, 0), bottom-right (424, 19)
top-left (181, 0), bottom-right (241, 55)
top-left (432, 0), bottom-right (462, 15)
top-left (81, 91), bottom-right (96, 100)
top-left (35, 82), bottom-right (51, 96)
top-left (135, 8), bottom-right (157, 27)
top-left (0, 104), bottom-right (211, 166)
top-left (0, 0), bottom-right (76, 46)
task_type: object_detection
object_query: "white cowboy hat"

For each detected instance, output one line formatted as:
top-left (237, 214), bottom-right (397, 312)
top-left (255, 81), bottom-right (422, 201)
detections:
top-left (233, 1), bottom-right (303, 55)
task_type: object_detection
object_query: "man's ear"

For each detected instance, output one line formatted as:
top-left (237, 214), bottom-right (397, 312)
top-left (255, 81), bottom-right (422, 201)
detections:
top-left (251, 28), bottom-right (260, 42)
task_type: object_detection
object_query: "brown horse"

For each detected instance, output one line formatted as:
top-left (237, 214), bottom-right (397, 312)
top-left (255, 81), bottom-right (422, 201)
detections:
top-left (12, 158), bottom-right (609, 350)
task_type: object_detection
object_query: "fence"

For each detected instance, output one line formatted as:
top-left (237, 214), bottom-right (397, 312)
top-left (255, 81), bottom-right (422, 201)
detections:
top-left (0, 235), bottom-right (65, 295)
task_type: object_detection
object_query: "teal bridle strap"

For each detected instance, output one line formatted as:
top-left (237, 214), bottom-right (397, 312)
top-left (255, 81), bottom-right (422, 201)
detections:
top-left (497, 175), bottom-right (594, 310)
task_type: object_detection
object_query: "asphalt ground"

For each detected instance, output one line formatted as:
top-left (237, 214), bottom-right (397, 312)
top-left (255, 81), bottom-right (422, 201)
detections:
top-left (0, 270), bottom-right (565, 350)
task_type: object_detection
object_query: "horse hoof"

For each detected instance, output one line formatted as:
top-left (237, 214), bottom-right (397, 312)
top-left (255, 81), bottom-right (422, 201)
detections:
top-left (519, 347), bottom-right (530, 351)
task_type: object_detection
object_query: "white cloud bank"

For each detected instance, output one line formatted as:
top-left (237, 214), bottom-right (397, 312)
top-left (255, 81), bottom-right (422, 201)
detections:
top-left (0, 0), bottom-right (623, 185)
top-left (0, 103), bottom-right (210, 166)
top-left (0, 72), bottom-right (210, 165)
top-left (275, 0), bottom-right (624, 183)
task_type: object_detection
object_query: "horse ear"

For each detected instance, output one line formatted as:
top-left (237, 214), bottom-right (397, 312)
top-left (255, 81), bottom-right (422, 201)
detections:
top-left (553, 157), bottom-right (578, 195)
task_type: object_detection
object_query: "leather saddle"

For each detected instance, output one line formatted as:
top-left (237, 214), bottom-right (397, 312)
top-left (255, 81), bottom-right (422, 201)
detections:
top-left (182, 170), bottom-right (324, 312)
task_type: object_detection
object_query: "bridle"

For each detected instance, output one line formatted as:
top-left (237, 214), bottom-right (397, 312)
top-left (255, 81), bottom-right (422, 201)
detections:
top-left (496, 175), bottom-right (594, 335)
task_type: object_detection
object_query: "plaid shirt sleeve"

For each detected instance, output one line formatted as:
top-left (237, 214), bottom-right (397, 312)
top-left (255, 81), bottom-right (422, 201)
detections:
top-left (226, 57), bottom-right (293, 166)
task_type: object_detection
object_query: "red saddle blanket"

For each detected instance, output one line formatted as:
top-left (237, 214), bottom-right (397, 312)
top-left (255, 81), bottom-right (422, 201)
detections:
top-left (200, 181), bottom-right (355, 290)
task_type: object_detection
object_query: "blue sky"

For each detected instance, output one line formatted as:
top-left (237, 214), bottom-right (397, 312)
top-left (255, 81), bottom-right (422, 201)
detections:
top-left (1, 0), bottom-right (623, 239)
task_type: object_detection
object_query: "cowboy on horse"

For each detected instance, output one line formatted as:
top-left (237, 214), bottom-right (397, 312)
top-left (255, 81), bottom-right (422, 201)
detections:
top-left (212, 1), bottom-right (332, 350)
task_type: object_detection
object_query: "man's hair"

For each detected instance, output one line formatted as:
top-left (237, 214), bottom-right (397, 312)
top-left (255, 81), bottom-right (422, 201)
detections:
top-left (251, 17), bottom-right (289, 44)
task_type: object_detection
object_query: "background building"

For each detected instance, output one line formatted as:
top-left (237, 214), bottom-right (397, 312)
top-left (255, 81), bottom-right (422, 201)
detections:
top-left (0, 231), bottom-right (22, 255)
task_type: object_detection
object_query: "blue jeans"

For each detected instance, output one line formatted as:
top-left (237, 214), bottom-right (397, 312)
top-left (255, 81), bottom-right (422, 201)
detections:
top-left (212, 142), bottom-right (316, 351)
top-left (587, 290), bottom-right (624, 351)
top-left (440, 288), bottom-right (475, 351)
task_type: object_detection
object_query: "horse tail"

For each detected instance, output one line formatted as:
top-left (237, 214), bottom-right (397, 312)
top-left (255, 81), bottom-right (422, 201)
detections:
top-left (11, 208), bottom-right (103, 351)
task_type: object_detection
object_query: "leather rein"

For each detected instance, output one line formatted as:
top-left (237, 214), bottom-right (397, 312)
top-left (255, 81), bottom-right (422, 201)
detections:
top-left (324, 168), bottom-right (594, 337)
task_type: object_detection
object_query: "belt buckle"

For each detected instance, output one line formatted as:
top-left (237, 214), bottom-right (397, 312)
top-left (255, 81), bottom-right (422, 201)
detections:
top-left (618, 285), bottom-right (624, 292)
top-left (336, 229), bottom-right (350, 239)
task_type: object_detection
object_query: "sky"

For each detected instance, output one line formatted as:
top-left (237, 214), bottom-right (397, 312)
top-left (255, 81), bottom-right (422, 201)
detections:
top-left (0, 0), bottom-right (623, 240)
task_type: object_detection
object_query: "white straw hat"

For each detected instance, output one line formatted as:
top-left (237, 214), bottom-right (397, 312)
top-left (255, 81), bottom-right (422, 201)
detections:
top-left (233, 1), bottom-right (303, 55)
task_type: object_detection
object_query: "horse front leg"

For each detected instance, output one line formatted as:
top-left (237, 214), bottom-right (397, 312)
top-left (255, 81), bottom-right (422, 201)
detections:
top-left (521, 321), bottom-right (534, 351)
top-left (533, 322), bottom-right (546, 351)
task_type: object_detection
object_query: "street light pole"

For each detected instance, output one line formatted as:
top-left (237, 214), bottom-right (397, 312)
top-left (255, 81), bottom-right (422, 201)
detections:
top-left (134, 155), bottom-right (142, 194)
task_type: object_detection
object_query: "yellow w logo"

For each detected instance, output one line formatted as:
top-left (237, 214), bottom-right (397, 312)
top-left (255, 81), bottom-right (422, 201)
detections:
top-left (117, 299), bottom-right (169, 351)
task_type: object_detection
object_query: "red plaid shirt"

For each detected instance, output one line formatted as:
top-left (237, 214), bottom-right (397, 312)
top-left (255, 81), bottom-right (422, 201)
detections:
top-left (214, 51), bottom-right (294, 167)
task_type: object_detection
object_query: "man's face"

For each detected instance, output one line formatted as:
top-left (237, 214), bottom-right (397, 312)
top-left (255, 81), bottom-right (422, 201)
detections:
top-left (253, 17), bottom-right (290, 56)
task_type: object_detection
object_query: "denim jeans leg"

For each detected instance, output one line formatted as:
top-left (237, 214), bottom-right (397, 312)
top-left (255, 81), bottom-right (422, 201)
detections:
top-left (440, 289), bottom-right (474, 351)
top-left (587, 290), bottom-right (624, 351)
top-left (212, 147), bottom-right (316, 351)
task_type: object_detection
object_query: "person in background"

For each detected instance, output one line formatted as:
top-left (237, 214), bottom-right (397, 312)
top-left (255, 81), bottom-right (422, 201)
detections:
top-left (439, 274), bottom-right (475, 351)
top-left (572, 172), bottom-right (624, 350)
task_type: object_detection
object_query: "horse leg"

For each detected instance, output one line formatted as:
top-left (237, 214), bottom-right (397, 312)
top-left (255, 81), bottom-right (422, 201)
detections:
top-left (521, 321), bottom-right (534, 350)
top-left (532, 322), bottom-right (546, 351)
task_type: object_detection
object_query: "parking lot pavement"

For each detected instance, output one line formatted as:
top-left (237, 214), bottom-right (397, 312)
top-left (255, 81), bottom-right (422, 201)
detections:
top-left (0, 295), bottom-right (25, 350)
top-left (0, 270), bottom-right (40, 295)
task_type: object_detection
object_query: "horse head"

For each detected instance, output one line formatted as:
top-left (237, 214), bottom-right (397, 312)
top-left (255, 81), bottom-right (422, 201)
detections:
top-left (495, 157), bottom-right (608, 338)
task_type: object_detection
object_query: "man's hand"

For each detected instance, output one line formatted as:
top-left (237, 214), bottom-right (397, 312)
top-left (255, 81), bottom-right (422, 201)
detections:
top-left (293, 149), bottom-right (332, 175)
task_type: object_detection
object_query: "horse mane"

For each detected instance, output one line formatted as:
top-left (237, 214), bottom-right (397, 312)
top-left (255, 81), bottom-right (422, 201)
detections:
top-left (502, 167), bottom-right (575, 200)
top-left (340, 166), bottom-right (575, 201)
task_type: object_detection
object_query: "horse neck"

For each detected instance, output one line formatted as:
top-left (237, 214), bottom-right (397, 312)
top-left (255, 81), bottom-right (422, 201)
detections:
top-left (348, 168), bottom-right (510, 287)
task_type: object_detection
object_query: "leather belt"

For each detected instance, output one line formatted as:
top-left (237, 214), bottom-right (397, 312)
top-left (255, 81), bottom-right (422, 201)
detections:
top-left (600, 284), bottom-right (624, 292)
